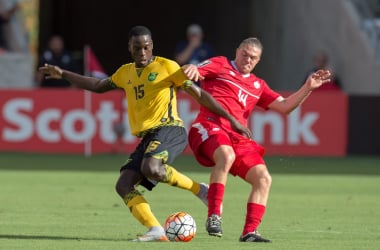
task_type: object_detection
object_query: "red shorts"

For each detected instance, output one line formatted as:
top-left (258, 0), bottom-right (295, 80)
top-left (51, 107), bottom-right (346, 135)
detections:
top-left (188, 119), bottom-right (265, 179)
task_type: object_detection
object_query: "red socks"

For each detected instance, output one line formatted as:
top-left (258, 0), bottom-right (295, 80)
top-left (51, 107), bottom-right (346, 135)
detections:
top-left (242, 203), bottom-right (266, 235)
top-left (208, 184), bottom-right (266, 236)
top-left (208, 183), bottom-right (224, 217)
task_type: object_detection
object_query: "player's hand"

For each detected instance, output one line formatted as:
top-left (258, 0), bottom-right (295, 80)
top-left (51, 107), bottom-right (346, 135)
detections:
top-left (38, 64), bottom-right (63, 79)
top-left (181, 64), bottom-right (204, 82)
top-left (229, 118), bottom-right (253, 139)
top-left (308, 69), bottom-right (331, 90)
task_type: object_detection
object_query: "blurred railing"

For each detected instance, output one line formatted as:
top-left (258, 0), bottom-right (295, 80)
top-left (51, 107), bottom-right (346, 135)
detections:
top-left (351, 0), bottom-right (380, 60)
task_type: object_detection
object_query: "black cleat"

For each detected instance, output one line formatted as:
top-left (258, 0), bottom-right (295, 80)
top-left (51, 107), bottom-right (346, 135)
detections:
top-left (239, 230), bottom-right (272, 243)
top-left (206, 214), bottom-right (223, 237)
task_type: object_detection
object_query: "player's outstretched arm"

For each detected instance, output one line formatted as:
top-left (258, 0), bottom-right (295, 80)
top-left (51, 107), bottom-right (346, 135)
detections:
top-left (38, 64), bottom-right (115, 93)
top-left (268, 69), bottom-right (331, 114)
top-left (184, 82), bottom-right (252, 139)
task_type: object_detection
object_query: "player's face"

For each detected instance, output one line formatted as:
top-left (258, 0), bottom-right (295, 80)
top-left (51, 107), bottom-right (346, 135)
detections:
top-left (128, 35), bottom-right (154, 67)
top-left (235, 45), bottom-right (261, 74)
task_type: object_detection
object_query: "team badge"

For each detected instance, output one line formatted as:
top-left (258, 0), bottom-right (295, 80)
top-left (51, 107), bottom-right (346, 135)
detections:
top-left (148, 72), bottom-right (158, 81)
top-left (254, 81), bottom-right (261, 89)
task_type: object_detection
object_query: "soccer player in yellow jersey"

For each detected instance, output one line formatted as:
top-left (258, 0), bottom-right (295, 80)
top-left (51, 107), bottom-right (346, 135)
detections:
top-left (39, 26), bottom-right (251, 242)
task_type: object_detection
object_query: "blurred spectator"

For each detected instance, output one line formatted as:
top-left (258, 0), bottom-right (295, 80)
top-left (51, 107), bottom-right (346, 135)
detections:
top-left (36, 35), bottom-right (80, 87)
top-left (304, 52), bottom-right (342, 91)
top-left (0, 0), bottom-right (28, 52)
top-left (174, 24), bottom-right (215, 65)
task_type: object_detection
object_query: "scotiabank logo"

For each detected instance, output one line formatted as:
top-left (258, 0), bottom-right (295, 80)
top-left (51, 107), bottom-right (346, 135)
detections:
top-left (252, 108), bottom-right (319, 145)
top-left (3, 98), bottom-right (119, 143)
top-left (0, 90), bottom-right (347, 156)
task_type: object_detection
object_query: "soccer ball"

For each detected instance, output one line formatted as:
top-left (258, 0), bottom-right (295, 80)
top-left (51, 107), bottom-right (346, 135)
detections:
top-left (164, 211), bottom-right (197, 242)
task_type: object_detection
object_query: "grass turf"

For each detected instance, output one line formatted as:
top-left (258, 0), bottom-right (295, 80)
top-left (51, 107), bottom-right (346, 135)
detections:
top-left (0, 153), bottom-right (379, 249)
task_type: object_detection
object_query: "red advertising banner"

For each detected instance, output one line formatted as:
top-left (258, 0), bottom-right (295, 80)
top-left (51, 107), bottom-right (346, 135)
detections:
top-left (0, 89), bottom-right (347, 156)
top-left (253, 91), bottom-right (348, 156)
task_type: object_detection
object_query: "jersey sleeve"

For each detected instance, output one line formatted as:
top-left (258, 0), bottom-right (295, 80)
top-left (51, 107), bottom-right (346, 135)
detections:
top-left (165, 59), bottom-right (189, 88)
top-left (257, 81), bottom-right (281, 109)
top-left (197, 56), bottom-right (224, 78)
top-left (110, 64), bottom-right (128, 87)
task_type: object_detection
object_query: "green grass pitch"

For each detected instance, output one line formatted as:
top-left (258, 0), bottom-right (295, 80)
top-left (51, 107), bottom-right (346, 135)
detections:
top-left (0, 153), bottom-right (379, 249)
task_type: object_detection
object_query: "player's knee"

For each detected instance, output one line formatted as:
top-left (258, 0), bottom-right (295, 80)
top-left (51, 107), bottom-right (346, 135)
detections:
top-left (115, 178), bottom-right (132, 198)
top-left (260, 172), bottom-right (272, 190)
top-left (224, 151), bottom-right (236, 166)
top-left (247, 167), bottom-right (272, 191)
top-left (214, 146), bottom-right (235, 172)
top-left (141, 160), bottom-right (165, 181)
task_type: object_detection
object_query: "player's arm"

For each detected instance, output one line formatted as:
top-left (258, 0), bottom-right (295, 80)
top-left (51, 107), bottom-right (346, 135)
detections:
top-left (38, 64), bottom-right (116, 93)
top-left (181, 64), bottom-right (251, 137)
top-left (183, 81), bottom-right (252, 139)
top-left (268, 69), bottom-right (331, 114)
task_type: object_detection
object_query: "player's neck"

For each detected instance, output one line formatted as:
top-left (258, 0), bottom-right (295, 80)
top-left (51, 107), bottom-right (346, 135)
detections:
top-left (231, 60), bottom-right (251, 77)
top-left (135, 56), bottom-right (155, 69)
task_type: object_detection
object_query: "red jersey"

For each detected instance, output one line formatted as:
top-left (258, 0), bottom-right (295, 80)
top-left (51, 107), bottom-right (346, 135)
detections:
top-left (196, 56), bottom-right (280, 128)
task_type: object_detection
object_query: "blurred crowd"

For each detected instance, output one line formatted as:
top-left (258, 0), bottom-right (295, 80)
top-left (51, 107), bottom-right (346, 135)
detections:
top-left (0, 0), bottom-right (28, 53)
top-left (1, 1), bottom-right (378, 90)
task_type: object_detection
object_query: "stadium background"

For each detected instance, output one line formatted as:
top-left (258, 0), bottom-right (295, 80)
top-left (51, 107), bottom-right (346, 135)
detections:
top-left (34, 0), bottom-right (380, 156)
top-left (1, 2), bottom-right (380, 249)
top-left (1, 0), bottom-right (379, 155)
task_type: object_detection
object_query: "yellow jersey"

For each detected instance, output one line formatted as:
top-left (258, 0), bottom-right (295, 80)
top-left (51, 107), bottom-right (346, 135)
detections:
top-left (110, 56), bottom-right (188, 137)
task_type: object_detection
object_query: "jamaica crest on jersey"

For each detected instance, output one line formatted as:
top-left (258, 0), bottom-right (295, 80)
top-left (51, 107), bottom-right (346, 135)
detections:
top-left (148, 72), bottom-right (158, 81)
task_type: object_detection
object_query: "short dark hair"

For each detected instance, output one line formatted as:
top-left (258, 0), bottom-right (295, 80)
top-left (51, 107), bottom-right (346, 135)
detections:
top-left (239, 37), bottom-right (263, 51)
top-left (128, 26), bottom-right (152, 40)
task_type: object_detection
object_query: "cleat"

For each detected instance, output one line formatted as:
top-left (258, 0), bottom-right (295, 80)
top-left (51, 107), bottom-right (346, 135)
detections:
top-left (196, 182), bottom-right (209, 206)
top-left (239, 230), bottom-right (272, 243)
top-left (131, 234), bottom-right (169, 242)
top-left (131, 227), bottom-right (169, 242)
top-left (206, 214), bottom-right (223, 237)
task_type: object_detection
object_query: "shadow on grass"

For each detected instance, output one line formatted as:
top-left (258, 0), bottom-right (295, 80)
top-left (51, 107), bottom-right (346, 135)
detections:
top-left (0, 234), bottom-right (127, 242)
top-left (1, 152), bottom-right (380, 175)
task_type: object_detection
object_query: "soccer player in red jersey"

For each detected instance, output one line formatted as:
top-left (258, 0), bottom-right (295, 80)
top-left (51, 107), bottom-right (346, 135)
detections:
top-left (182, 37), bottom-right (331, 242)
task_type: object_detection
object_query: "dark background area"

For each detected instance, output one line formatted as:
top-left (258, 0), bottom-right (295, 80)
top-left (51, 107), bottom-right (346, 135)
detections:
top-left (348, 96), bottom-right (380, 155)
top-left (38, 0), bottom-right (255, 75)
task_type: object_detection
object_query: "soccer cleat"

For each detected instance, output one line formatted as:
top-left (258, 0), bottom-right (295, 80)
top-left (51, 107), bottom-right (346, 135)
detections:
top-left (196, 182), bottom-right (209, 206)
top-left (131, 227), bottom-right (169, 242)
top-left (131, 234), bottom-right (169, 242)
top-left (206, 214), bottom-right (223, 237)
top-left (239, 230), bottom-right (272, 243)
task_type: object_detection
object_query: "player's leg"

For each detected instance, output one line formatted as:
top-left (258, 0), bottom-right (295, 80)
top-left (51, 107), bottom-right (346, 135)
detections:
top-left (115, 169), bottom-right (163, 228)
top-left (188, 122), bottom-right (233, 237)
top-left (206, 144), bottom-right (235, 236)
top-left (115, 143), bottom-right (168, 242)
top-left (196, 136), bottom-right (234, 237)
top-left (229, 139), bottom-right (272, 242)
top-left (140, 126), bottom-right (208, 204)
top-left (239, 163), bottom-right (272, 242)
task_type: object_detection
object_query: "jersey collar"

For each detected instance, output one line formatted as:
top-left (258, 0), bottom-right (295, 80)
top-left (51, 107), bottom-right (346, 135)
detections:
top-left (231, 60), bottom-right (251, 78)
